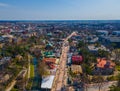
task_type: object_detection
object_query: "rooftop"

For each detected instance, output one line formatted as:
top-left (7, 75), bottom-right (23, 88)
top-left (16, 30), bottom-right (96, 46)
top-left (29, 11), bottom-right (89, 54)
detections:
top-left (88, 44), bottom-right (109, 51)
top-left (97, 58), bottom-right (115, 69)
top-left (43, 58), bottom-right (57, 64)
top-left (41, 75), bottom-right (55, 89)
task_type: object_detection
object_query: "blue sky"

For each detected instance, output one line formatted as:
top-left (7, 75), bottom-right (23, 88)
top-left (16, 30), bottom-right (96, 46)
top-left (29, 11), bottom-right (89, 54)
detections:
top-left (0, 0), bottom-right (120, 20)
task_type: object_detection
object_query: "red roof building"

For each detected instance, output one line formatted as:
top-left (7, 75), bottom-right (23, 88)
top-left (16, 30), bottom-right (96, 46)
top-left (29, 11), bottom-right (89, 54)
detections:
top-left (97, 58), bottom-right (115, 69)
top-left (43, 58), bottom-right (57, 69)
top-left (1, 29), bottom-right (11, 34)
top-left (93, 58), bottom-right (116, 75)
top-left (71, 55), bottom-right (83, 65)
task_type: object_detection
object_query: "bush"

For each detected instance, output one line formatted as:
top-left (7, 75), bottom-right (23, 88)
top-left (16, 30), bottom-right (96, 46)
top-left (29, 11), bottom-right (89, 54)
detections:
top-left (107, 76), bottom-right (118, 81)
top-left (116, 66), bottom-right (120, 71)
top-left (109, 85), bottom-right (120, 91)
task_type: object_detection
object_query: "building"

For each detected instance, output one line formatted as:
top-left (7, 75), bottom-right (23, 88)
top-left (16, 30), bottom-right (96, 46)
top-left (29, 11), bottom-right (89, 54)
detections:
top-left (71, 65), bottom-right (83, 74)
top-left (71, 55), bottom-right (83, 65)
top-left (96, 30), bottom-right (109, 36)
top-left (93, 58), bottom-right (115, 75)
top-left (41, 75), bottom-right (55, 91)
top-left (44, 51), bottom-right (55, 58)
top-left (87, 44), bottom-right (109, 53)
top-left (43, 58), bottom-right (59, 69)
top-left (70, 46), bottom-right (77, 52)
top-left (45, 43), bottom-right (53, 50)
top-left (0, 57), bottom-right (11, 70)
top-left (112, 31), bottom-right (120, 37)
top-left (99, 36), bottom-right (120, 48)
top-left (86, 36), bottom-right (98, 44)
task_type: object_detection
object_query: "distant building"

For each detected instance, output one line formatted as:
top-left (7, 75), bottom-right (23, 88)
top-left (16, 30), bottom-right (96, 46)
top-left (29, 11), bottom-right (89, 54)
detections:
top-left (45, 43), bottom-right (53, 50)
top-left (1, 29), bottom-right (11, 34)
top-left (96, 30), bottom-right (109, 36)
top-left (87, 36), bottom-right (98, 44)
top-left (47, 32), bottom-right (52, 37)
top-left (70, 46), bottom-right (77, 52)
top-left (87, 44), bottom-right (109, 53)
top-left (112, 31), bottom-right (120, 37)
top-left (99, 36), bottom-right (120, 48)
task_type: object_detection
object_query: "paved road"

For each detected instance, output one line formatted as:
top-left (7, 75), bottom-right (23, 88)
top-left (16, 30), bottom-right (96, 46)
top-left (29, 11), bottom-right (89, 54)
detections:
top-left (26, 55), bottom-right (31, 87)
top-left (6, 69), bottom-right (27, 91)
top-left (73, 81), bottom-right (117, 91)
top-left (56, 46), bottom-right (68, 91)
top-left (51, 32), bottom-right (76, 91)
top-left (85, 81), bottom-right (117, 91)
top-left (6, 81), bottom-right (16, 91)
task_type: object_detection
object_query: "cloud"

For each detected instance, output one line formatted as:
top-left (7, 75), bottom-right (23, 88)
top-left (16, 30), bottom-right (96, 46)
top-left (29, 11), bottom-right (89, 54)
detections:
top-left (0, 2), bottom-right (9, 7)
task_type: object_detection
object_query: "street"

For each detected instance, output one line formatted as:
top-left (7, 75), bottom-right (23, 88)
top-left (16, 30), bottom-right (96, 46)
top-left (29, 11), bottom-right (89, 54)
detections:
top-left (51, 32), bottom-right (76, 91)
top-left (85, 81), bottom-right (117, 91)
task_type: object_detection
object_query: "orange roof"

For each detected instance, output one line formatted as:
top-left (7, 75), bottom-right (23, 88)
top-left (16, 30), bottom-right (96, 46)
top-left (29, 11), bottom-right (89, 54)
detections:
top-left (97, 58), bottom-right (115, 68)
top-left (43, 58), bottom-right (56, 63)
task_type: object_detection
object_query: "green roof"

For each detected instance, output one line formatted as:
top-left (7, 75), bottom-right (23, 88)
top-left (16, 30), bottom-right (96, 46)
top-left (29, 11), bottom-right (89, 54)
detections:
top-left (44, 51), bottom-right (53, 55)
top-left (44, 51), bottom-right (55, 57)
top-left (47, 33), bottom-right (52, 36)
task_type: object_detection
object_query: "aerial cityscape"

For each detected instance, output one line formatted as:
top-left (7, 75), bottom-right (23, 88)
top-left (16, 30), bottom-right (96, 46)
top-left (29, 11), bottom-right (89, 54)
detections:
top-left (0, 0), bottom-right (120, 91)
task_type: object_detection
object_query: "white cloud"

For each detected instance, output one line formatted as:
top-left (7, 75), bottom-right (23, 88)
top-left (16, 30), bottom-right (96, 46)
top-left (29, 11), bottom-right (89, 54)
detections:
top-left (0, 2), bottom-right (9, 7)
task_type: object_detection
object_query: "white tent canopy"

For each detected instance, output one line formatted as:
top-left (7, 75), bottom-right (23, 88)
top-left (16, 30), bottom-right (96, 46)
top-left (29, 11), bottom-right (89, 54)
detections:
top-left (41, 75), bottom-right (55, 89)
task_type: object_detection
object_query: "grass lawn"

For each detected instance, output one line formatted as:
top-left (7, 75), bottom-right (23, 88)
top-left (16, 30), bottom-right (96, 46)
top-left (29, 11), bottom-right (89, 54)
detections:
top-left (107, 75), bottom-right (118, 81)
top-left (11, 87), bottom-right (19, 91)
top-left (30, 63), bottom-right (34, 78)
top-left (116, 65), bottom-right (120, 71)
top-left (26, 63), bottom-right (34, 90)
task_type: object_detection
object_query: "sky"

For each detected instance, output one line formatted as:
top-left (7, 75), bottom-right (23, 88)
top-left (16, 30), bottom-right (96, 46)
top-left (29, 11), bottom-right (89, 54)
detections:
top-left (0, 0), bottom-right (120, 20)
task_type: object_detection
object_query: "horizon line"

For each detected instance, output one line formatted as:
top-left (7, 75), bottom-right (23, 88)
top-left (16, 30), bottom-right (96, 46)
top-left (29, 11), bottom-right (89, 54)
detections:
top-left (0, 19), bottom-right (120, 21)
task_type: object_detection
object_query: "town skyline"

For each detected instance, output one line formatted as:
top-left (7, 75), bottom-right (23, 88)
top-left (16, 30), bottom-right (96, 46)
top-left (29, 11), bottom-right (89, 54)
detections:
top-left (0, 0), bottom-right (120, 20)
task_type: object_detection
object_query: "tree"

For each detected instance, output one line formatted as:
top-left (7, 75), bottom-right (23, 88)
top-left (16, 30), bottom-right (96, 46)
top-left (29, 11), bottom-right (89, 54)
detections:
top-left (38, 61), bottom-right (50, 77)
top-left (92, 76), bottom-right (105, 91)
top-left (34, 48), bottom-right (42, 60)
top-left (109, 85), bottom-right (120, 91)
top-left (111, 43), bottom-right (116, 50)
top-left (116, 73), bottom-right (120, 87)
top-left (68, 67), bottom-right (76, 78)
top-left (16, 78), bottom-right (26, 90)
top-left (98, 49), bottom-right (110, 58)
top-left (82, 63), bottom-right (92, 75)
top-left (68, 39), bottom-right (72, 44)
top-left (109, 73), bottom-right (120, 91)
top-left (95, 42), bottom-right (101, 47)
top-left (77, 41), bottom-right (85, 48)
top-left (113, 49), bottom-right (120, 62)
top-left (81, 48), bottom-right (96, 64)
top-left (81, 74), bottom-right (90, 91)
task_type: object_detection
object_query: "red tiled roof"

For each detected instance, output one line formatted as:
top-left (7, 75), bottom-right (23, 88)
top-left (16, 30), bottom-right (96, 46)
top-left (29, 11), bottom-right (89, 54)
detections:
top-left (72, 55), bottom-right (83, 65)
top-left (72, 55), bottom-right (83, 61)
top-left (43, 58), bottom-right (56, 63)
top-left (43, 58), bottom-right (56, 69)
top-left (97, 58), bottom-right (115, 69)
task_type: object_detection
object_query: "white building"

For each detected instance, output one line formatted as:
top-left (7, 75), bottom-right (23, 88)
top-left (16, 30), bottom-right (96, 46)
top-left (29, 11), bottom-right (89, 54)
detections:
top-left (112, 31), bottom-right (120, 36)
top-left (88, 44), bottom-right (109, 53)
top-left (41, 75), bottom-right (55, 91)
top-left (96, 30), bottom-right (108, 36)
